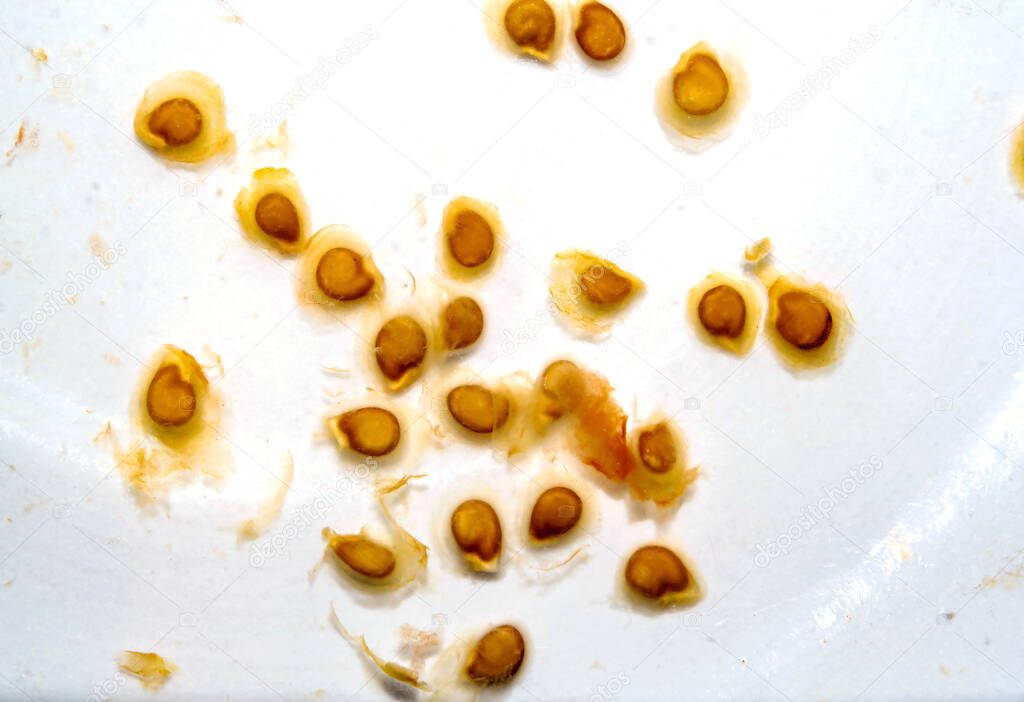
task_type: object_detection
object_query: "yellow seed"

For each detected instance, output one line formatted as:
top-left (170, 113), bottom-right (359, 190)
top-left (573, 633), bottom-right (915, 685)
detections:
top-left (539, 359), bottom-right (586, 420)
top-left (447, 210), bottom-right (495, 268)
top-left (465, 624), bottom-right (526, 685)
top-left (624, 545), bottom-right (690, 600)
top-left (316, 247), bottom-right (376, 301)
top-left (234, 168), bottom-right (308, 254)
top-left (574, 2), bottom-right (626, 61)
top-left (451, 499), bottom-right (502, 565)
top-left (672, 52), bottom-right (730, 116)
top-left (254, 193), bottom-right (300, 243)
top-left (442, 296), bottom-right (484, 350)
top-left (330, 534), bottom-right (397, 579)
top-left (145, 365), bottom-right (196, 427)
top-left (697, 284), bottom-right (746, 338)
top-left (504, 0), bottom-right (556, 53)
top-left (335, 407), bottom-right (401, 457)
top-left (147, 98), bottom-right (202, 146)
top-left (549, 250), bottom-right (644, 333)
top-left (775, 290), bottom-right (832, 350)
top-left (637, 423), bottom-right (676, 474)
top-left (529, 486), bottom-right (583, 541)
top-left (447, 385), bottom-right (510, 433)
top-left (134, 72), bottom-right (233, 163)
top-left (375, 316), bottom-right (427, 383)
top-left (579, 264), bottom-right (633, 305)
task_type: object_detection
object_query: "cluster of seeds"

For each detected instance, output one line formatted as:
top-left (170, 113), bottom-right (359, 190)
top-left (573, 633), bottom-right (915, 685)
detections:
top-left (126, 6), bottom-right (855, 692)
top-left (687, 246), bottom-right (850, 368)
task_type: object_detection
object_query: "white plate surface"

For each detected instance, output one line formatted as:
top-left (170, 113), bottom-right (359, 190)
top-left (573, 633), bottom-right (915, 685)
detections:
top-left (1, 1), bottom-right (1024, 700)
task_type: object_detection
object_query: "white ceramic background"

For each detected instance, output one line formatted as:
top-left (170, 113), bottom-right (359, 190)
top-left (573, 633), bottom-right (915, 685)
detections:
top-left (1, 1), bottom-right (1023, 700)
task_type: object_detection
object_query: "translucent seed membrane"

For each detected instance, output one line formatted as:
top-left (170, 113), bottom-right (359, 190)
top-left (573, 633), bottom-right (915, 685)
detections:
top-left (331, 608), bottom-right (429, 691)
top-left (447, 384), bottom-right (511, 434)
top-left (687, 272), bottom-right (762, 355)
top-left (764, 274), bottom-right (850, 369)
top-left (441, 295), bottom-right (484, 351)
top-left (465, 625), bottom-right (526, 685)
top-left (320, 476), bottom-right (427, 591)
top-left (234, 168), bottom-right (311, 255)
top-left (655, 42), bottom-right (748, 144)
top-left (117, 651), bottom-right (177, 691)
top-left (529, 486), bottom-right (583, 542)
top-left (744, 237), bottom-right (773, 264)
top-left (624, 544), bottom-right (703, 606)
top-left (441, 196), bottom-right (504, 277)
top-left (134, 71), bottom-right (234, 163)
top-left (549, 250), bottom-right (644, 334)
top-left (573, 1), bottom-right (626, 62)
top-left (237, 452), bottom-right (294, 543)
top-left (375, 315), bottom-right (429, 391)
top-left (627, 420), bottom-right (699, 505)
top-left (488, 0), bottom-right (563, 62)
top-left (298, 225), bottom-right (384, 308)
top-left (534, 360), bottom-right (635, 483)
top-left (328, 406), bottom-right (401, 457)
top-left (450, 498), bottom-right (503, 572)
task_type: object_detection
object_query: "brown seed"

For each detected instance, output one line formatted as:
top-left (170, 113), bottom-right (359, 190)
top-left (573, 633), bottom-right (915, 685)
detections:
top-left (672, 52), bottom-right (730, 116)
top-left (450, 499), bottom-right (502, 564)
top-left (254, 193), bottom-right (300, 243)
top-left (145, 365), bottom-right (197, 427)
top-left (504, 0), bottom-right (556, 52)
top-left (775, 291), bottom-right (832, 350)
top-left (575, 2), bottom-right (626, 61)
top-left (147, 98), bottom-right (202, 146)
top-left (447, 385), bottom-right (510, 433)
top-left (465, 625), bottom-right (526, 685)
top-left (698, 284), bottom-right (746, 338)
top-left (316, 247), bottom-right (375, 301)
top-left (579, 265), bottom-right (632, 305)
top-left (335, 407), bottom-right (401, 457)
top-left (529, 486), bottom-right (583, 541)
top-left (540, 360), bottom-right (586, 419)
top-left (330, 535), bottom-right (397, 579)
top-left (448, 210), bottom-right (495, 268)
top-left (637, 423), bottom-right (676, 474)
top-left (375, 316), bottom-right (428, 383)
top-left (625, 545), bottom-right (690, 600)
top-left (443, 296), bottom-right (484, 350)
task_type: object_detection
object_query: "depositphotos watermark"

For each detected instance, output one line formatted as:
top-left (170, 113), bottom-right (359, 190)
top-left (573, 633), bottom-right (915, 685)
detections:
top-left (753, 26), bottom-right (883, 138)
top-left (84, 671), bottom-right (127, 702)
top-left (753, 456), bottom-right (882, 567)
top-left (248, 458), bottom-right (376, 567)
top-left (0, 241), bottom-right (126, 355)
top-left (1002, 330), bottom-right (1024, 355)
top-left (248, 25), bottom-right (380, 138)
top-left (589, 672), bottom-right (630, 702)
